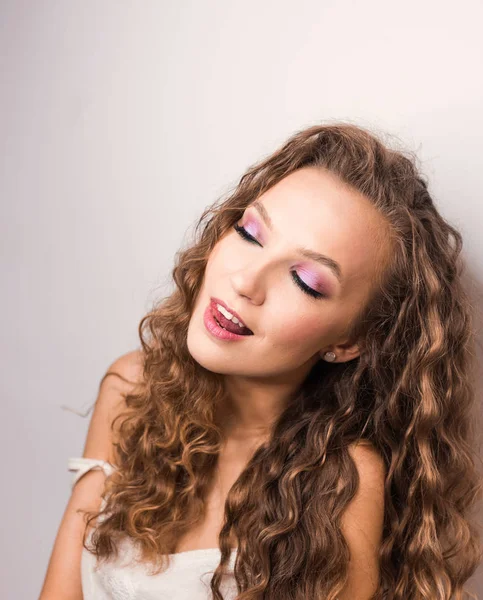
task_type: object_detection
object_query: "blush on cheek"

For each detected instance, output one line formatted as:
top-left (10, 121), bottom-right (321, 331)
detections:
top-left (277, 316), bottom-right (322, 345)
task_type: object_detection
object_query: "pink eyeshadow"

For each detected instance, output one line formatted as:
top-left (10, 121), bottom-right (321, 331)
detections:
top-left (242, 216), bottom-right (263, 240)
top-left (297, 265), bottom-right (332, 295)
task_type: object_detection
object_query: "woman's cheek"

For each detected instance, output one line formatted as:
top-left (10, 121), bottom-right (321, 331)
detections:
top-left (273, 313), bottom-right (323, 345)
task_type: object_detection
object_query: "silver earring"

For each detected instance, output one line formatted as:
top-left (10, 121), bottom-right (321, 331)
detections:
top-left (323, 351), bottom-right (336, 362)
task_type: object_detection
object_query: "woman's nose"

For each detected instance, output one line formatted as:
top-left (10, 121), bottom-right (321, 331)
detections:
top-left (229, 259), bottom-right (272, 305)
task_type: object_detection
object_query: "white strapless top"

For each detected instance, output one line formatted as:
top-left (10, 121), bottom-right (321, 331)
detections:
top-left (68, 457), bottom-right (239, 600)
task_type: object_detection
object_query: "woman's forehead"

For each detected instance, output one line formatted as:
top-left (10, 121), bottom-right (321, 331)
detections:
top-left (252, 168), bottom-right (392, 289)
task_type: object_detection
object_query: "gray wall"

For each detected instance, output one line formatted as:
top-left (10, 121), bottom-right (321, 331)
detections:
top-left (1, 1), bottom-right (482, 598)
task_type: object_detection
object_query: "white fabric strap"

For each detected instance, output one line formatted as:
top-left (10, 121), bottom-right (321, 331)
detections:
top-left (68, 457), bottom-right (116, 489)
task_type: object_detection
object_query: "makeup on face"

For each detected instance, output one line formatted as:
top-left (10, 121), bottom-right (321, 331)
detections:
top-left (236, 209), bottom-right (337, 299)
top-left (294, 264), bottom-right (334, 298)
top-left (240, 214), bottom-right (263, 240)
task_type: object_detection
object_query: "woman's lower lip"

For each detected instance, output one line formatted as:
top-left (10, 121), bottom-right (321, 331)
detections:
top-left (203, 305), bottom-right (252, 341)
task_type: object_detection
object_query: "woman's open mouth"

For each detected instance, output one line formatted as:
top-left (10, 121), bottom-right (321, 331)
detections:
top-left (212, 304), bottom-right (253, 335)
top-left (203, 304), bottom-right (254, 341)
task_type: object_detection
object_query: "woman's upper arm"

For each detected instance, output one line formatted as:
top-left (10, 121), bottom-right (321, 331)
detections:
top-left (38, 350), bottom-right (144, 600)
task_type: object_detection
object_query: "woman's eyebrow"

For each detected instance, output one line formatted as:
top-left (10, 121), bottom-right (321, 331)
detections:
top-left (251, 199), bottom-right (343, 284)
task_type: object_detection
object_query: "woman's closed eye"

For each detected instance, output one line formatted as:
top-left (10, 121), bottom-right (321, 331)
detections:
top-left (233, 223), bottom-right (327, 300)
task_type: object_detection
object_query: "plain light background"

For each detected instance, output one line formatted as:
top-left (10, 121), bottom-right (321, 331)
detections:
top-left (1, 1), bottom-right (482, 598)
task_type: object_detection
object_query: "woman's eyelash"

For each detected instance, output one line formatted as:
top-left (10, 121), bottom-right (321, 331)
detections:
top-left (291, 271), bottom-right (325, 299)
top-left (233, 223), bottom-right (326, 300)
top-left (234, 223), bottom-right (259, 245)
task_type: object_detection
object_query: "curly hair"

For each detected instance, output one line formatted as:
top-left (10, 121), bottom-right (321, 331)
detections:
top-left (80, 122), bottom-right (483, 599)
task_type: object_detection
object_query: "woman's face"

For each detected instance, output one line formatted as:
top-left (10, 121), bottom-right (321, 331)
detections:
top-left (187, 166), bottom-right (392, 379)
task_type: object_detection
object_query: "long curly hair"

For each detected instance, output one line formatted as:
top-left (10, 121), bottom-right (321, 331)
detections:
top-left (81, 122), bottom-right (483, 599)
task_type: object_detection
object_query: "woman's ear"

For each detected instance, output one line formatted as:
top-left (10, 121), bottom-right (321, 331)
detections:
top-left (319, 341), bottom-right (360, 363)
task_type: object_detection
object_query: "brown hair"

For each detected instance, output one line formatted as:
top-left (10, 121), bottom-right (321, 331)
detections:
top-left (81, 122), bottom-right (483, 599)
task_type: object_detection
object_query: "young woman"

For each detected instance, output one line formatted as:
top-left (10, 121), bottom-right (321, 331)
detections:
top-left (40, 123), bottom-right (483, 600)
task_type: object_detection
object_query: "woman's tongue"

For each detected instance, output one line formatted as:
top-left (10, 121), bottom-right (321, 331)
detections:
top-left (215, 309), bottom-right (253, 335)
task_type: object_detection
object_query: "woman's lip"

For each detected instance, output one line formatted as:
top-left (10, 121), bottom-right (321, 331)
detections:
top-left (203, 304), bottom-right (253, 340)
top-left (210, 297), bottom-right (252, 332)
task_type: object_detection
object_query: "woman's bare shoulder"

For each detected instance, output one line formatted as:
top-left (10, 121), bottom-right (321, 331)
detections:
top-left (101, 349), bottom-right (145, 392)
top-left (81, 350), bottom-right (145, 463)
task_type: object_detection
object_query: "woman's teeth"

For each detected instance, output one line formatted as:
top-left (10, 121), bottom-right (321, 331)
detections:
top-left (214, 314), bottom-right (227, 329)
top-left (216, 303), bottom-right (245, 328)
top-left (212, 302), bottom-right (253, 335)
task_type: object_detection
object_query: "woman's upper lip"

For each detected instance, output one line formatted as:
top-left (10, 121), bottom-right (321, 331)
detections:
top-left (210, 297), bottom-right (253, 332)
